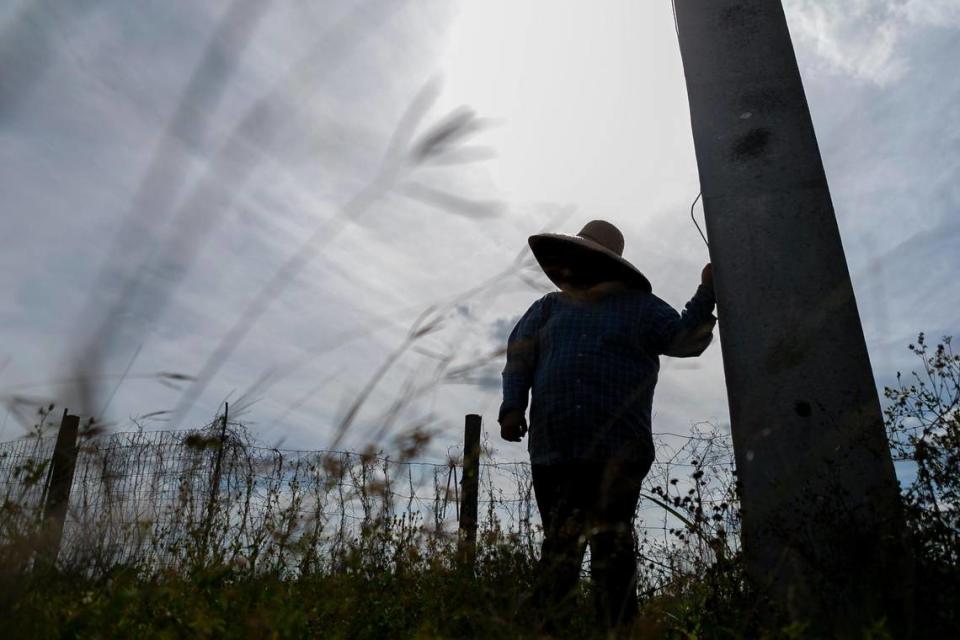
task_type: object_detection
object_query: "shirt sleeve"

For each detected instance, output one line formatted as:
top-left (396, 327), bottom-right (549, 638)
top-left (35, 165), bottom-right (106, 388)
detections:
top-left (648, 284), bottom-right (717, 358)
top-left (499, 295), bottom-right (549, 421)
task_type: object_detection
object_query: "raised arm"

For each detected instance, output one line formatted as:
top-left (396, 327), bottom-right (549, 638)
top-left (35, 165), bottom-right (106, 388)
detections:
top-left (648, 266), bottom-right (717, 358)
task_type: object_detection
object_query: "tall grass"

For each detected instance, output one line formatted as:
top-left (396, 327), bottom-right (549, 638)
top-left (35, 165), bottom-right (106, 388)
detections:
top-left (1, 412), bottom-right (751, 638)
top-left (1, 335), bottom-right (958, 637)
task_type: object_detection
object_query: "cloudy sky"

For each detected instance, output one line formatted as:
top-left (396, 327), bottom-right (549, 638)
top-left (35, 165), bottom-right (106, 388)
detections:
top-left (1, 0), bottom-right (958, 465)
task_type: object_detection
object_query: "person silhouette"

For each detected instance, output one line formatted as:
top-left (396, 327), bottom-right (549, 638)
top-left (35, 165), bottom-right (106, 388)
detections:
top-left (499, 220), bottom-right (716, 631)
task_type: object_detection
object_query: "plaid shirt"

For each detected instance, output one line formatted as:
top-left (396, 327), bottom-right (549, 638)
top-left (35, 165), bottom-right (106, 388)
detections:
top-left (499, 284), bottom-right (716, 465)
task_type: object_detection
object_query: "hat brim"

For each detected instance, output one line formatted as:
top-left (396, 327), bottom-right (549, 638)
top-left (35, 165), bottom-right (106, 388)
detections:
top-left (528, 233), bottom-right (652, 293)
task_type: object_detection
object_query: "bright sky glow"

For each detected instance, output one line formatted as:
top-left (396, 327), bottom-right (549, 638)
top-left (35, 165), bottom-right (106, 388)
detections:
top-left (0, 2), bottom-right (957, 479)
top-left (437, 0), bottom-right (694, 210)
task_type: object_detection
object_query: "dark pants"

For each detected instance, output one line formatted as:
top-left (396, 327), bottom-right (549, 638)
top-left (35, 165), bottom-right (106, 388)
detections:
top-left (531, 457), bottom-right (651, 630)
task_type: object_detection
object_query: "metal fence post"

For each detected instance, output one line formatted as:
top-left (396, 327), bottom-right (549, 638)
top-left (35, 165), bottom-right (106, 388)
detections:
top-left (41, 409), bottom-right (80, 563)
top-left (458, 414), bottom-right (482, 568)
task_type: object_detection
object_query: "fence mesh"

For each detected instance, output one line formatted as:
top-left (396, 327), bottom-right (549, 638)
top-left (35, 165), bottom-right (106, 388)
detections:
top-left (0, 419), bottom-right (738, 590)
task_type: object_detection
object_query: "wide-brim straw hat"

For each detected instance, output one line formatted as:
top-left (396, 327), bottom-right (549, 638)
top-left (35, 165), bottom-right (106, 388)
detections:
top-left (528, 220), bottom-right (652, 293)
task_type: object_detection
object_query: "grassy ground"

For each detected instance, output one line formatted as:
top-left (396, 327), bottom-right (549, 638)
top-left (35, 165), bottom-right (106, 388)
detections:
top-left (2, 335), bottom-right (957, 638)
top-left (2, 551), bottom-right (779, 639)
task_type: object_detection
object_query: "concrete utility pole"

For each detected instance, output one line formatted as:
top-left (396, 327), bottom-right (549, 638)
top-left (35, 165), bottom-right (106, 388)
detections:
top-left (673, 1), bottom-right (910, 634)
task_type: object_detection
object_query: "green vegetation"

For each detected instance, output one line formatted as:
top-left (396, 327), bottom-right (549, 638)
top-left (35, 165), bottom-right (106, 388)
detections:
top-left (1, 335), bottom-right (957, 638)
top-left (884, 334), bottom-right (960, 637)
top-left (2, 536), bottom-right (767, 639)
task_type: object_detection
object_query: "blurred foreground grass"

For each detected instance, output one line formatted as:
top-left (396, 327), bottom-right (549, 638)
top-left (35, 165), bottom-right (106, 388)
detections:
top-left (1, 335), bottom-right (958, 638)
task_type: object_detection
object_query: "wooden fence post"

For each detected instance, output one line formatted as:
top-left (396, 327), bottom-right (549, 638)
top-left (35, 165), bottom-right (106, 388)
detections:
top-left (41, 409), bottom-right (80, 563)
top-left (203, 403), bottom-right (229, 548)
top-left (458, 414), bottom-right (482, 568)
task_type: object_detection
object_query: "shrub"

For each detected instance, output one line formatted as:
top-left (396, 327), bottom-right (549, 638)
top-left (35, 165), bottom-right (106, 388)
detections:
top-left (884, 333), bottom-right (960, 635)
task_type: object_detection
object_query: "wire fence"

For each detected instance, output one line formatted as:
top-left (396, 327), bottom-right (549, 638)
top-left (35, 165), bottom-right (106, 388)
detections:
top-left (0, 418), bottom-right (739, 590)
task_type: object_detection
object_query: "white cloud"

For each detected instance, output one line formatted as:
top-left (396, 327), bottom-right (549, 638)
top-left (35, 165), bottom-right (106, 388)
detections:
top-left (785, 0), bottom-right (960, 85)
top-left (900, 0), bottom-right (960, 28)
top-left (1, 0), bottom-right (957, 474)
top-left (785, 0), bottom-right (905, 85)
